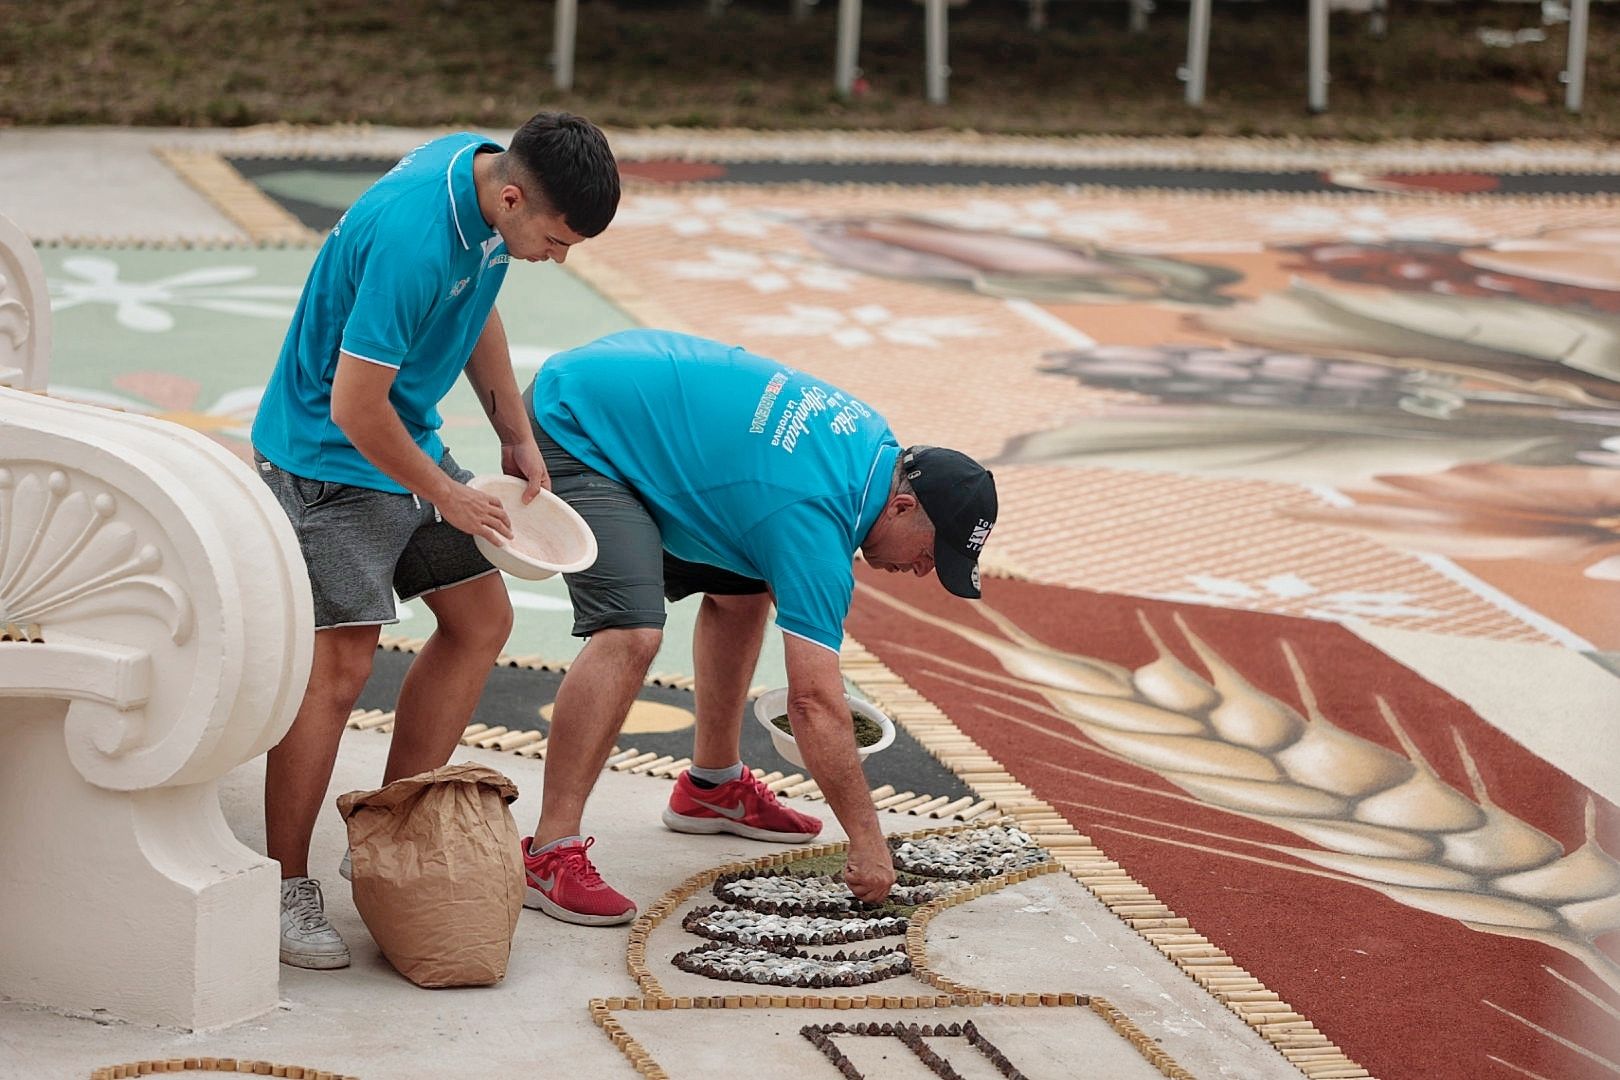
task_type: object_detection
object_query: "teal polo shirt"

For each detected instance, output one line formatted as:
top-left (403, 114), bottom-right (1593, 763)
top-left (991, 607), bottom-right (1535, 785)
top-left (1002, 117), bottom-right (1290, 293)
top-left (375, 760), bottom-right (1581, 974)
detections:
top-left (531, 330), bottom-right (901, 652)
top-left (252, 132), bottom-right (511, 492)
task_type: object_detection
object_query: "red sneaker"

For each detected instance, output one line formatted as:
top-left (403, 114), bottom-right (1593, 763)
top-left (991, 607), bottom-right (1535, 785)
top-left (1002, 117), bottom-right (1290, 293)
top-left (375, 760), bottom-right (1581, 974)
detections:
top-left (663, 768), bottom-right (823, 843)
top-left (521, 836), bottom-right (637, 926)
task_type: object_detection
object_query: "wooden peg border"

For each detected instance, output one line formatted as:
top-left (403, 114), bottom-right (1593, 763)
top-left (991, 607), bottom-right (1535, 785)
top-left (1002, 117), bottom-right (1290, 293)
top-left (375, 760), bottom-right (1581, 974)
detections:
top-left (89, 1059), bottom-right (354, 1078)
top-left (346, 640), bottom-right (990, 818)
top-left (153, 150), bottom-right (322, 247)
top-left (588, 989), bottom-right (1195, 1080)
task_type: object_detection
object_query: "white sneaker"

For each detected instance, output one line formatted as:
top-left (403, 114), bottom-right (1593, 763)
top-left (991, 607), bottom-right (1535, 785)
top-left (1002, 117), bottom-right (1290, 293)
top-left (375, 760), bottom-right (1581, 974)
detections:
top-left (279, 877), bottom-right (350, 970)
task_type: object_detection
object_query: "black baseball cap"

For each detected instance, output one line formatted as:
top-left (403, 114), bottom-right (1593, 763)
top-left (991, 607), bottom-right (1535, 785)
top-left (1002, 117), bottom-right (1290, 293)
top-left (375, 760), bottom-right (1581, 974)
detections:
top-left (902, 446), bottom-right (997, 600)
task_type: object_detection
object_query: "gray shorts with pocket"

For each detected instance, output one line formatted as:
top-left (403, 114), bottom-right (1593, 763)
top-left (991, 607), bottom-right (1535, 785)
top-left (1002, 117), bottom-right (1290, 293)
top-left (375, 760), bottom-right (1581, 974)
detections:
top-left (254, 448), bottom-right (498, 630)
top-left (525, 387), bottom-right (767, 638)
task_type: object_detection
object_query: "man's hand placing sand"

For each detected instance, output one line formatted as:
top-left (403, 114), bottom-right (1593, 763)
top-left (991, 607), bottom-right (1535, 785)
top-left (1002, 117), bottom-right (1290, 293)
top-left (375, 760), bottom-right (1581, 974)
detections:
top-left (843, 841), bottom-right (898, 904)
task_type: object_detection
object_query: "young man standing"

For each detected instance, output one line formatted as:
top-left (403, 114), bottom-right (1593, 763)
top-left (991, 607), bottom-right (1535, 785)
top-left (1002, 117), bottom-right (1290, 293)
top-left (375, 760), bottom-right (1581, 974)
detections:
top-left (251, 113), bottom-right (619, 968)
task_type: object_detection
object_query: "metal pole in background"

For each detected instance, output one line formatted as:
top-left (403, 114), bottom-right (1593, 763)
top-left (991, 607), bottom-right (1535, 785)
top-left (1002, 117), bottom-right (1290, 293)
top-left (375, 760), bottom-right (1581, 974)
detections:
top-left (553, 0), bottom-right (577, 91)
top-left (1308, 0), bottom-right (1329, 113)
top-left (1183, 0), bottom-right (1211, 106)
top-left (925, 0), bottom-right (949, 105)
top-left (836, 0), bottom-right (862, 97)
top-left (1130, 0), bottom-right (1152, 34)
top-left (1565, 0), bottom-right (1590, 113)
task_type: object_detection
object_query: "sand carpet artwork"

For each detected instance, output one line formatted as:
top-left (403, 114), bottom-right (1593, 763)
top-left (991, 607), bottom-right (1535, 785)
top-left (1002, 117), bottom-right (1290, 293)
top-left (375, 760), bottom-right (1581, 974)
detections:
top-left (24, 142), bottom-right (1620, 1078)
top-left (599, 820), bottom-right (1201, 1080)
top-left (554, 178), bottom-right (1620, 653)
top-left (844, 568), bottom-right (1620, 1080)
top-left (136, 148), bottom-right (1620, 652)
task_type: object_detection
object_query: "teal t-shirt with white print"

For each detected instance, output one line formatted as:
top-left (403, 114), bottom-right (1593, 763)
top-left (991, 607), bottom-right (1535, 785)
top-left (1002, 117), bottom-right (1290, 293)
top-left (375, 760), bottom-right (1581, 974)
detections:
top-left (252, 132), bottom-right (510, 492)
top-left (530, 329), bottom-right (902, 652)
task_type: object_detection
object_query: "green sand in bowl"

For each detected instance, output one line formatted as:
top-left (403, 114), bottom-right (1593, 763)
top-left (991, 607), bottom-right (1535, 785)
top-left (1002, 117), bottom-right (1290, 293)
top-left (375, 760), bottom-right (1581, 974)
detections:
top-left (771, 711), bottom-right (885, 748)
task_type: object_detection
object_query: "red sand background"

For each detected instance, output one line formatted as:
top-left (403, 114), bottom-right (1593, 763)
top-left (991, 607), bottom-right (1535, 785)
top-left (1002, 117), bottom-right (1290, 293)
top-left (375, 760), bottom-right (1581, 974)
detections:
top-left (848, 568), bottom-right (1620, 1080)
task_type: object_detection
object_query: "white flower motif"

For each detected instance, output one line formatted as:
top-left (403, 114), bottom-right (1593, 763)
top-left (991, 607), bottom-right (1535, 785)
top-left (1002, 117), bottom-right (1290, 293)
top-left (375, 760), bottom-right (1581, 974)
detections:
top-left (48, 256), bottom-right (301, 333)
top-left (665, 247), bottom-right (860, 294)
top-left (612, 195), bottom-right (775, 238)
top-left (1250, 205), bottom-right (1485, 244)
top-left (929, 199), bottom-right (1167, 242)
top-left (1150, 573), bottom-right (1442, 621)
top-left (736, 303), bottom-right (993, 349)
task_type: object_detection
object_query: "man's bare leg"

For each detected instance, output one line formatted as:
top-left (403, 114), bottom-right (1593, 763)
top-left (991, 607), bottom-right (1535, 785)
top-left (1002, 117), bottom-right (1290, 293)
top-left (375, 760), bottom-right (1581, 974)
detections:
top-left (691, 592), bottom-right (772, 769)
top-left (667, 591), bottom-right (820, 846)
top-left (266, 624), bottom-right (382, 879)
top-left (532, 626), bottom-right (663, 846)
top-left (385, 572), bottom-right (513, 784)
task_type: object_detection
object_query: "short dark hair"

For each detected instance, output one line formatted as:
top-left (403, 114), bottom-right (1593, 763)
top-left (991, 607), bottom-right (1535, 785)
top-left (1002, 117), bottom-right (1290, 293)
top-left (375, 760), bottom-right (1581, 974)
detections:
top-left (506, 111), bottom-right (620, 238)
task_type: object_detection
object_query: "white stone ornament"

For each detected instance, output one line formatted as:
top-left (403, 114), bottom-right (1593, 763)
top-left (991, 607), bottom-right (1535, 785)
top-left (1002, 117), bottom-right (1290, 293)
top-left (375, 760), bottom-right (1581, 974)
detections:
top-left (0, 212), bottom-right (50, 390)
top-left (0, 226), bottom-right (313, 1030)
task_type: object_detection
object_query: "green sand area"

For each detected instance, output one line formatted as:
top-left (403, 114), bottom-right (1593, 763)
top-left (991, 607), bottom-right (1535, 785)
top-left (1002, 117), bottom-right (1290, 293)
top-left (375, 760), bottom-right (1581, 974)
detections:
top-left (772, 711), bottom-right (885, 748)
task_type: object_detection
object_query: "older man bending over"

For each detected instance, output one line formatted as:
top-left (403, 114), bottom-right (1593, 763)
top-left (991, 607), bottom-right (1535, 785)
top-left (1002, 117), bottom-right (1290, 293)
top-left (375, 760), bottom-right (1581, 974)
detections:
top-left (516, 329), bottom-right (997, 924)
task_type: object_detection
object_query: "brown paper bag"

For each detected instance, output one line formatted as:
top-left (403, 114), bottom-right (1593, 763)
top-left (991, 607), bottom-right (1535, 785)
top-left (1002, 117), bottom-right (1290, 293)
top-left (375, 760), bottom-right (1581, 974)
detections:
top-left (336, 762), bottom-right (524, 988)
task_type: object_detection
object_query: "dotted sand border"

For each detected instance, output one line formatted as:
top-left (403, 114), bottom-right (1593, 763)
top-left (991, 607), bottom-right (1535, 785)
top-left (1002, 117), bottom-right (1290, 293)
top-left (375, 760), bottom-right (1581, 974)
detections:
top-left (153, 149), bottom-right (321, 246)
top-left (89, 1059), bottom-right (354, 1079)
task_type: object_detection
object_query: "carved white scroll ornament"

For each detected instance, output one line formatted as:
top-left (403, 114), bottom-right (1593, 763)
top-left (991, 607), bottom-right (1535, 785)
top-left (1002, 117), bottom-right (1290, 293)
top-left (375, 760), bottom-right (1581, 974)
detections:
top-left (0, 386), bottom-right (312, 1028)
top-left (0, 211), bottom-right (49, 391)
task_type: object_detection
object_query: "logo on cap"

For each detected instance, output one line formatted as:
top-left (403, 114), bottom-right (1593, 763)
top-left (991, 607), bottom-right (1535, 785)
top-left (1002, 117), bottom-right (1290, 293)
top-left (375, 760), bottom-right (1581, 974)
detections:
top-left (966, 518), bottom-right (993, 553)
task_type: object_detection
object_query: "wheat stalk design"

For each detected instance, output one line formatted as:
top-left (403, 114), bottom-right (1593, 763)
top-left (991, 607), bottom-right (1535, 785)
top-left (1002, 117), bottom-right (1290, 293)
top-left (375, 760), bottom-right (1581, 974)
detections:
top-left (859, 586), bottom-right (1620, 998)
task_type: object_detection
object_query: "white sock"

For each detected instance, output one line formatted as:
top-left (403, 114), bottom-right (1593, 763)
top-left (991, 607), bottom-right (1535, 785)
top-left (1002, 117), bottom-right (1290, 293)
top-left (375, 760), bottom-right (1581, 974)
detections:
top-left (688, 762), bottom-right (745, 787)
top-left (530, 834), bottom-right (583, 857)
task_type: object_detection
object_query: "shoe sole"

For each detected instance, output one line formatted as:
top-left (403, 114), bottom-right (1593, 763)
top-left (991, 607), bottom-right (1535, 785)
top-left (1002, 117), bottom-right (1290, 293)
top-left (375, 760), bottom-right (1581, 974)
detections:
top-left (523, 885), bottom-right (637, 927)
top-left (662, 806), bottom-right (820, 844)
top-left (280, 947), bottom-right (351, 970)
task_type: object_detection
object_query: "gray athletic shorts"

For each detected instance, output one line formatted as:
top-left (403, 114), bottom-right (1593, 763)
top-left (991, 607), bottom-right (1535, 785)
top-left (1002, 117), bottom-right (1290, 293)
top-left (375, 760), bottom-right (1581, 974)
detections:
top-left (254, 448), bottom-right (498, 630)
top-left (525, 392), bottom-right (767, 638)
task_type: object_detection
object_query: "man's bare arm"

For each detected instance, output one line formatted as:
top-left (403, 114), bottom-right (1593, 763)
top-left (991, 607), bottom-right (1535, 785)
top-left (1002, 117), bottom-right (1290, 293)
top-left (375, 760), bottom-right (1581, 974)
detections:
top-left (463, 307), bottom-right (549, 500)
top-left (331, 353), bottom-right (511, 542)
top-left (782, 633), bottom-right (896, 902)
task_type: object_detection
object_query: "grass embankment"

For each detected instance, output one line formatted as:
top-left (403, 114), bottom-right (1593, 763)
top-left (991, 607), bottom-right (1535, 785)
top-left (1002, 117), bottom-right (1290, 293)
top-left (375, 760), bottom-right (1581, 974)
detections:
top-left (2, 0), bottom-right (1615, 139)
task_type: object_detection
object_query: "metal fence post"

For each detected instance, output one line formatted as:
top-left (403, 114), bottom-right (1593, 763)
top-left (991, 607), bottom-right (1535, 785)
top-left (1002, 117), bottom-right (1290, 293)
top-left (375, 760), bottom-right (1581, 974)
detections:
top-left (925, 0), bottom-right (949, 105)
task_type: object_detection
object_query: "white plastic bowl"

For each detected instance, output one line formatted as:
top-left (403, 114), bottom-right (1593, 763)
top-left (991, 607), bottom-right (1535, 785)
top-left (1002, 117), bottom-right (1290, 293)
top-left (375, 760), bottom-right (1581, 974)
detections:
top-left (467, 474), bottom-right (598, 581)
top-left (751, 688), bottom-right (896, 770)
